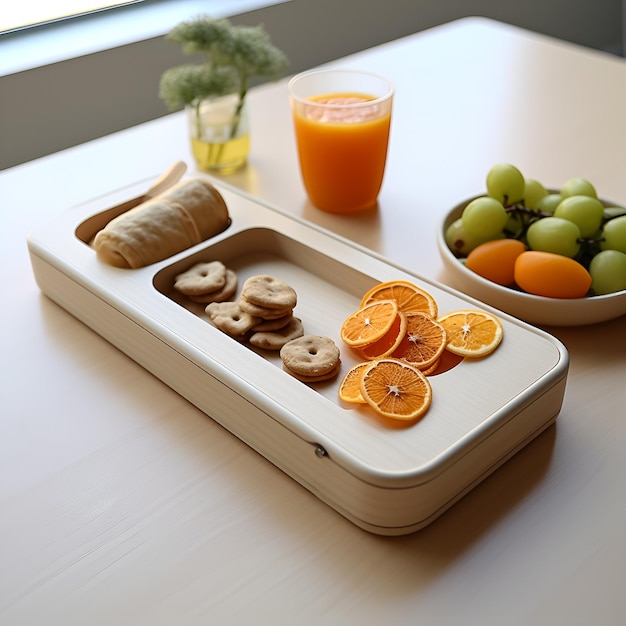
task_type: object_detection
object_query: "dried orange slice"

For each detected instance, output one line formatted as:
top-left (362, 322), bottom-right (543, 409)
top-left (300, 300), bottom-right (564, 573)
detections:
top-left (390, 311), bottom-right (447, 369)
top-left (359, 358), bottom-right (432, 421)
top-left (420, 358), bottom-right (441, 376)
top-left (340, 299), bottom-right (398, 348)
top-left (360, 280), bottom-right (438, 318)
top-left (356, 312), bottom-right (407, 360)
top-left (337, 362), bottom-right (369, 403)
top-left (438, 309), bottom-right (503, 357)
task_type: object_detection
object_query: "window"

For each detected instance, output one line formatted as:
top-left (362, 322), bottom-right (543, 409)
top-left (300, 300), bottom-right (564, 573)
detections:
top-left (0, 0), bottom-right (287, 77)
top-left (0, 1), bottom-right (144, 34)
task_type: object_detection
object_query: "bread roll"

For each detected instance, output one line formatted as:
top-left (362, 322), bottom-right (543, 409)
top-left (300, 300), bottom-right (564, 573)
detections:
top-left (93, 178), bottom-right (229, 268)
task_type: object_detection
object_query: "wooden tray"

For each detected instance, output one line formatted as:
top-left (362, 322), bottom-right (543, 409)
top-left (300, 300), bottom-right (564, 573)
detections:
top-left (27, 173), bottom-right (569, 535)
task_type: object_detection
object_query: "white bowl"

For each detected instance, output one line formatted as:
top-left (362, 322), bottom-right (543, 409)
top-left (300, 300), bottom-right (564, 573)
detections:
top-left (436, 197), bottom-right (626, 327)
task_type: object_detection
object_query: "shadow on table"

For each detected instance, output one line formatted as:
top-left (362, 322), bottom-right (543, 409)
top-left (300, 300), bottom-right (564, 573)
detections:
top-left (387, 419), bottom-right (556, 541)
top-left (311, 423), bottom-right (557, 599)
top-left (300, 199), bottom-right (384, 252)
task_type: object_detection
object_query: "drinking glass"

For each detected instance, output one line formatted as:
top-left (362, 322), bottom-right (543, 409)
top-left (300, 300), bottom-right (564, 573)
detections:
top-left (288, 69), bottom-right (394, 213)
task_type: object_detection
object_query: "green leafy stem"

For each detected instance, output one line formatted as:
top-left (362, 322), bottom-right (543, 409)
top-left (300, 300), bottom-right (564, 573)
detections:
top-left (159, 15), bottom-right (289, 160)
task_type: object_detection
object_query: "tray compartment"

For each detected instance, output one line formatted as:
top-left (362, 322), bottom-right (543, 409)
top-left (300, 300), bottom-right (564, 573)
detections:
top-left (75, 188), bottom-right (233, 260)
top-left (154, 226), bottom-right (375, 315)
top-left (153, 227), bottom-right (383, 384)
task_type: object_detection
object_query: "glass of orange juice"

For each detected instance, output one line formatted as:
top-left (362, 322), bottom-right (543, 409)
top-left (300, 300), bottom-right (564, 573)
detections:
top-left (288, 69), bottom-right (394, 213)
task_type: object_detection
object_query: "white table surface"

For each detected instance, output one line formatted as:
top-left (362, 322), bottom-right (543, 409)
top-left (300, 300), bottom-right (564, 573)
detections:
top-left (2, 17), bottom-right (626, 625)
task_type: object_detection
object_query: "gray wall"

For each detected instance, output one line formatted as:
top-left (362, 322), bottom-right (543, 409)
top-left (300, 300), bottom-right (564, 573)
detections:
top-left (1, 0), bottom-right (623, 170)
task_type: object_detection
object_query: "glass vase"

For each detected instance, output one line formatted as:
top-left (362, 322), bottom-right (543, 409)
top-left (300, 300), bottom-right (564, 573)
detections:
top-left (186, 94), bottom-right (250, 173)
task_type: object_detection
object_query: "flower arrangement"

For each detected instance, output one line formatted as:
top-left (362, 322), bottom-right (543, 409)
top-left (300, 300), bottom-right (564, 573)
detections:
top-left (159, 15), bottom-right (289, 167)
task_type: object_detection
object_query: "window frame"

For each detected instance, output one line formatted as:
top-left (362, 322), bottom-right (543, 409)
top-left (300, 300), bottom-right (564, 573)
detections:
top-left (0, 0), bottom-right (289, 77)
top-left (1, 1), bottom-right (146, 35)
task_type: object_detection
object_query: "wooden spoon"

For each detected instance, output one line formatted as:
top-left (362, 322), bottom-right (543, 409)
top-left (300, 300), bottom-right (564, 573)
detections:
top-left (144, 160), bottom-right (187, 199)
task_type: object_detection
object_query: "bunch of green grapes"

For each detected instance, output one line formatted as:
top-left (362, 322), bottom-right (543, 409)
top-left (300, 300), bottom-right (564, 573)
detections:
top-left (445, 163), bottom-right (626, 297)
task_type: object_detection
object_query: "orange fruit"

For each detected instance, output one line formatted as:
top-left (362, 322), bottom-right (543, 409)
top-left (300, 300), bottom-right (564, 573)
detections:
top-left (390, 311), bottom-right (447, 369)
top-left (420, 358), bottom-right (441, 376)
top-left (360, 280), bottom-right (438, 317)
top-left (437, 309), bottom-right (503, 357)
top-left (466, 239), bottom-right (527, 286)
top-left (340, 299), bottom-right (398, 348)
top-left (359, 358), bottom-right (432, 421)
top-left (337, 362), bottom-right (369, 403)
top-left (356, 312), bottom-right (407, 360)
top-left (514, 250), bottom-right (592, 298)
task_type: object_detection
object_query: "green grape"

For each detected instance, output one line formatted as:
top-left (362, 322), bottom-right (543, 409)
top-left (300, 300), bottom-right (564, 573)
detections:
top-left (526, 216), bottom-right (581, 258)
top-left (486, 163), bottom-right (525, 206)
top-left (535, 193), bottom-right (562, 215)
top-left (445, 218), bottom-right (494, 256)
top-left (554, 195), bottom-right (605, 238)
top-left (560, 177), bottom-right (597, 199)
top-left (589, 249), bottom-right (626, 294)
top-left (600, 215), bottom-right (626, 253)
top-left (523, 178), bottom-right (548, 209)
top-left (461, 196), bottom-right (508, 238)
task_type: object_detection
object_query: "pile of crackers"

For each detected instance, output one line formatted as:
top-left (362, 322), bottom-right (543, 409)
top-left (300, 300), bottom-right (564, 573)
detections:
top-left (174, 261), bottom-right (340, 382)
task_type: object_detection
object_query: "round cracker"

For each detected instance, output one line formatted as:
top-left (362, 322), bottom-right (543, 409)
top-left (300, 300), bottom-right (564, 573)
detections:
top-left (239, 295), bottom-right (293, 319)
top-left (283, 362), bottom-right (341, 382)
top-left (205, 301), bottom-right (260, 336)
top-left (250, 312), bottom-right (294, 332)
top-left (188, 269), bottom-right (238, 303)
top-left (174, 261), bottom-right (226, 296)
top-left (241, 275), bottom-right (297, 310)
top-left (248, 317), bottom-right (304, 351)
top-left (280, 335), bottom-right (341, 377)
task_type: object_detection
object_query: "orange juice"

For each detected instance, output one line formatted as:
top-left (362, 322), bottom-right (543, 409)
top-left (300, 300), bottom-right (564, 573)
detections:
top-left (292, 91), bottom-right (392, 213)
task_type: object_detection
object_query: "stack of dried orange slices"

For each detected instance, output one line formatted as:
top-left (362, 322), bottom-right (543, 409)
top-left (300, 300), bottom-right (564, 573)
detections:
top-left (338, 280), bottom-right (504, 422)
